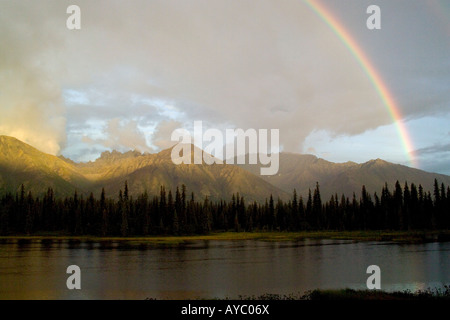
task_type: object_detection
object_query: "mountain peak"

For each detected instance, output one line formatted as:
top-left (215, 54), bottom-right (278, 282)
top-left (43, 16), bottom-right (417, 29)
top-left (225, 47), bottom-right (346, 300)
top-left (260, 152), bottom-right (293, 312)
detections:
top-left (0, 135), bottom-right (43, 156)
top-left (157, 143), bottom-right (220, 164)
top-left (365, 158), bottom-right (389, 167)
top-left (98, 149), bottom-right (144, 161)
top-left (0, 135), bottom-right (25, 146)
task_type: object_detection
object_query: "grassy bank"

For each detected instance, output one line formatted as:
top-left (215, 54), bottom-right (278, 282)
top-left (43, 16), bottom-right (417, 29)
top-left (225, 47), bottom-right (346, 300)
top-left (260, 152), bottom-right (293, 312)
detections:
top-left (234, 287), bottom-right (450, 300)
top-left (303, 288), bottom-right (450, 300)
top-left (1, 230), bottom-right (450, 244)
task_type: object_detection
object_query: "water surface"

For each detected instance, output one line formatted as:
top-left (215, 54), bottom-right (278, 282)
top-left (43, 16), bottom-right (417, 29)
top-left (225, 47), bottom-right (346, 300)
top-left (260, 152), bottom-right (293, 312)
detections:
top-left (0, 238), bottom-right (449, 299)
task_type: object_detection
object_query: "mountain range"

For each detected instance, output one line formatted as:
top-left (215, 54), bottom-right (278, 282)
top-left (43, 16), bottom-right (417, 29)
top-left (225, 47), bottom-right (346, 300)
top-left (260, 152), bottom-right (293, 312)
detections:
top-left (0, 136), bottom-right (285, 202)
top-left (1, 135), bottom-right (449, 202)
top-left (238, 153), bottom-right (450, 199)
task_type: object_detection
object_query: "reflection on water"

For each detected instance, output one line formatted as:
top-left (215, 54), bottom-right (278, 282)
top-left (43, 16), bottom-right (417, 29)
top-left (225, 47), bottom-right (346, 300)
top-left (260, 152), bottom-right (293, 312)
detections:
top-left (0, 238), bottom-right (449, 299)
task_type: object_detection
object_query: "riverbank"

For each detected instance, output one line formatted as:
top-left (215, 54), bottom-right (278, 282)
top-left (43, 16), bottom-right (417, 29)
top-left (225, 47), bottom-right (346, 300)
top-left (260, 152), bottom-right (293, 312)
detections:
top-left (1, 230), bottom-right (450, 244)
top-left (233, 287), bottom-right (450, 300)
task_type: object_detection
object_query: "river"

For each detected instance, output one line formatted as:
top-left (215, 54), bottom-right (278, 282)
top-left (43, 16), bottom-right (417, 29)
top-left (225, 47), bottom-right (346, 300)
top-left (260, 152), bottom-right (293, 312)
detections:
top-left (0, 238), bottom-right (449, 299)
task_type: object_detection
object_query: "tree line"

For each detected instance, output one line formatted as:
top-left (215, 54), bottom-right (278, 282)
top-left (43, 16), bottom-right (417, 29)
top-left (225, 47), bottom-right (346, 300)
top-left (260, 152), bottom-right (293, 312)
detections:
top-left (0, 179), bottom-right (449, 236)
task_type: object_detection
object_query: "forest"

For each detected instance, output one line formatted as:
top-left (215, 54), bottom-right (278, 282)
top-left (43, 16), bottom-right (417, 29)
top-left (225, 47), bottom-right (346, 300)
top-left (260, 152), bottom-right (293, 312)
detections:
top-left (0, 179), bottom-right (449, 236)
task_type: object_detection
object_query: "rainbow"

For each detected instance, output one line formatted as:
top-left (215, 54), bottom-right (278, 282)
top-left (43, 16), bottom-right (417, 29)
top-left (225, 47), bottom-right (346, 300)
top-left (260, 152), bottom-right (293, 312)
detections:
top-left (303, 0), bottom-right (417, 167)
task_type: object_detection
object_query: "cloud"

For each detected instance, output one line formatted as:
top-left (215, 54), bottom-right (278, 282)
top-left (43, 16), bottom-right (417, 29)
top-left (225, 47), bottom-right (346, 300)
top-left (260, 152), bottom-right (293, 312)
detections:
top-left (415, 145), bottom-right (450, 176)
top-left (82, 118), bottom-right (153, 153)
top-left (414, 143), bottom-right (450, 175)
top-left (0, 2), bottom-right (67, 154)
top-left (414, 143), bottom-right (450, 156)
top-left (152, 120), bottom-right (182, 150)
top-left (1, 0), bottom-right (448, 167)
top-left (421, 156), bottom-right (450, 176)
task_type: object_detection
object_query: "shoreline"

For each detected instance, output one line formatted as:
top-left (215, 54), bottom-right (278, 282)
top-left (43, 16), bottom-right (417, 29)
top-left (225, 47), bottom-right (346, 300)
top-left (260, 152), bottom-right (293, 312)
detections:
top-left (225, 287), bottom-right (450, 300)
top-left (1, 230), bottom-right (450, 244)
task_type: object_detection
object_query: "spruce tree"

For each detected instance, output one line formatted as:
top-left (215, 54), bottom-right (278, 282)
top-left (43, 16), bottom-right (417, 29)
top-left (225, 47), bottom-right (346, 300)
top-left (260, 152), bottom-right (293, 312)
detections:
top-left (306, 189), bottom-right (312, 229)
top-left (394, 181), bottom-right (403, 230)
top-left (312, 182), bottom-right (322, 229)
top-left (269, 194), bottom-right (275, 230)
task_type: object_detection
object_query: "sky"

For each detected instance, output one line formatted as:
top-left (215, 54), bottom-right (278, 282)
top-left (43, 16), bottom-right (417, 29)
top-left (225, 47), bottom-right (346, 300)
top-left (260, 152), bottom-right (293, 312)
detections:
top-left (0, 0), bottom-right (449, 174)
